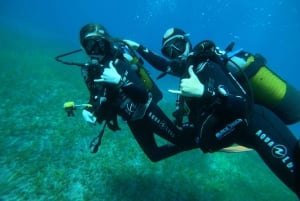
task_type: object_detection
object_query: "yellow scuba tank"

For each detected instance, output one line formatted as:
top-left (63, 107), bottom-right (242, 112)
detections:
top-left (138, 67), bottom-right (153, 90)
top-left (132, 56), bottom-right (163, 103)
top-left (130, 57), bottom-right (153, 90)
top-left (227, 52), bottom-right (300, 124)
top-left (249, 64), bottom-right (286, 107)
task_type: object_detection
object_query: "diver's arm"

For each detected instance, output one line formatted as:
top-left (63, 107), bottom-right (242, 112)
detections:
top-left (123, 39), bottom-right (170, 71)
top-left (124, 39), bottom-right (183, 77)
top-left (137, 45), bottom-right (171, 72)
top-left (137, 45), bottom-right (184, 77)
top-left (141, 143), bottom-right (186, 162)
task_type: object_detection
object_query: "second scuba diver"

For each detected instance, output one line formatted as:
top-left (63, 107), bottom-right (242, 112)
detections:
top-left (124, 27), bottom-right (300, 125)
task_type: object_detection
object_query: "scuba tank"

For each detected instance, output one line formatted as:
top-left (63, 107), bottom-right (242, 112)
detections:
top-left (227, 52), bottom-right (300, 125)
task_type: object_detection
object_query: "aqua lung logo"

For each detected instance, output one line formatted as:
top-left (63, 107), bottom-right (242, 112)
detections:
top-left (148, 112), bottom-right (176, 138)
top-left (126, 103), bottom-right (136, 113)
top-left (272, 144), bottom-right (287, 158)
top-left (255, 130), bottom-right (294, 172)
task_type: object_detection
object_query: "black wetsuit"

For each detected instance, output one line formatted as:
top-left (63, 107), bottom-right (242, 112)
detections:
top-left (137, 42), bottom-right (300, 197)
top-left (82, 41), bottom-right (299, 197)
top-left (136, 44), bottom-right (300, 125)
top-left (183, 59), bottom-right (299, 198)
top-left (136, 45), bottom-right (185, 77)
top-left (82, 44), bottom-right (197, 162)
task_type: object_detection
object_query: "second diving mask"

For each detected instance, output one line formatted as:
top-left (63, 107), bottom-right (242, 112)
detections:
top-left (161, 37), bottom-right (187, 59)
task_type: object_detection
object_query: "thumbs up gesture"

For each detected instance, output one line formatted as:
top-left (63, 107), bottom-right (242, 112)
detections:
top-left (168, 65), bottom-right (204, 97)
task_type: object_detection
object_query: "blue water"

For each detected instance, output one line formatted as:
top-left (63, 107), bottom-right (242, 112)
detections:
top-left (2, 0), bottom-right (300, 74)
top-left (1, 0), bottom-right (300, 200)
top-left (2, 0), bottom-right (300, 88)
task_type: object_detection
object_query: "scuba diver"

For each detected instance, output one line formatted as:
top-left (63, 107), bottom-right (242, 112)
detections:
top-left (55, 24), bottom-right (300, 198)
top-left (124, 27), bottom-right (300, 126)
top-left (57, 24), bottom-right (251, 160)
top-left (55, 23), bottom-right (300, 198)
top-left (56, 23), bottom-right (199, 162)
top-left (167, 39), bottom-right (300, 199)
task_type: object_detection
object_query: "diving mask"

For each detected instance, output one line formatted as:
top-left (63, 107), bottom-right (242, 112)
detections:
top-left (82, 36), bottom-right (110, 56)
top-left (161, 37), bottom-right (187, 59)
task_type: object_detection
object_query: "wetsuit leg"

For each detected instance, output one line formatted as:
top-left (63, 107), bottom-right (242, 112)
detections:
top-left (294, 140), bottom-right (300, 197)
top-left (144, 103), bottom-right (198, 148)
top-left (127, 103), bottom-right (197, 162)
top-left (237, 104), bottom-right (299, 197)
top-left (128, 119), bottom-right (183, 162)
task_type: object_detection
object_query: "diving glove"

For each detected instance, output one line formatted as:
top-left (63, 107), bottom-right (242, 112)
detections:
top-left (123, 39), bottom-right (140, 50)
top-left (94, 61), bottom-right (121, 84)
top-left (82, 109), bottom-right (97, 124)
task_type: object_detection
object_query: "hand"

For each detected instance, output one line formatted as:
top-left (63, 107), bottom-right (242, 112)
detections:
top-left (123, 39), bottom-right (140, 50)
top-left (168, 65), bottom-right (204, 97)
top-left (94, 61), bottom-right (121, 84)
top-left (82, 109), bottom-right (96, 124)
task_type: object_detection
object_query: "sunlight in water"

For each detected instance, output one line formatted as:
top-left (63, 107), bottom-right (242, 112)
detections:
top-left (135, 0), bottom-right (177, 24)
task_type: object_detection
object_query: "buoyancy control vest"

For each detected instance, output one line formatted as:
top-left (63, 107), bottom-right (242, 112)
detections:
top-left (113, 39), bottom-right (163, 104)
top-left (184, 41), bottom-right (252, 152)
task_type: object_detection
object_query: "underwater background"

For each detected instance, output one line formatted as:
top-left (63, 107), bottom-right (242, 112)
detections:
top-left (1, 0), bottom-right (300, 200)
